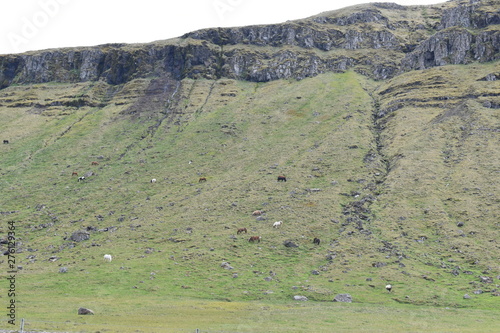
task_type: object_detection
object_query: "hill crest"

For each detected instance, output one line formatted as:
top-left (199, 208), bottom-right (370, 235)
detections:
top-left (0, 0), bottom-right (499, 88)
top-left (0, 0), bottom-right (499, 328)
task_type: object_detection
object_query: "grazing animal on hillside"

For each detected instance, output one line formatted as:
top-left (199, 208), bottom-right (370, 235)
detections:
top-left (78, 176), bottom-right (85, 182)
top-left (72, 172), bottom-right (78, 176)
top-left (3, 140), bottom-right (9, 144)
top-left (313, 237), bottom-right (320, 245)
top-left (273, 221), bottom-right (283, 228)
top-left (91, 161), bottom-right (99, 165)
top-left (249, 236), bottom-right (261, 243)
top-left (277, 175), bottom-right (287, 182)
top-left (198, 177), bottom-right (207, 183)
top-left (385, 284), bottom-right (392, 292)
top-left (237, 228), bottom-right (247, 234)
top-left (252, 210), bottom-right (262, 216)
top-left (151, 178), bottom-right (157, 183)
top-left (103, 254), bottom-right (112, 262)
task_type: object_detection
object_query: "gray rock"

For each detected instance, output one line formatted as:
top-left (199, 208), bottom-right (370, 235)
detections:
top-left (220, 262), bottom-right (234, 270)
top-left (69, 231), bottom-right (90, 242)
top-left (480, 73), bottom-right (500, 81)
top-left (78, 307), bottom-right (94, 315)
top-left (333, 293), bottom-right (353, 303)
top-left (400, 28), bottom-right (499, 71)
top-left (372, 262), bottom-right (387, 268)
top-left (84, 171), bottom-right (94, 178)
top-left (284, 240), bottom-right (299, 248)
top-left (480, 276), bottom-right (493, 283)
top-left (293, 295), bottom-right (308, 301)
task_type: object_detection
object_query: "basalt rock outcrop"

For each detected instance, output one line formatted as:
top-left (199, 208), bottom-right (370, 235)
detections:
top-left (0, 0), bottom-right (498, 88)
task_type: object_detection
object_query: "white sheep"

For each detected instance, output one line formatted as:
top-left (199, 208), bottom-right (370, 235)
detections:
top-left (103, 254), bottom-right (112, 262)
top-left (151, 178), bottom-right (157, 183)
top-left (273, 221), bottom-right (283, 228)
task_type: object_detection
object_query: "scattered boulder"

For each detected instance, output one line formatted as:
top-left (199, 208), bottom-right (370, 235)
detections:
top-left (480, 276), bottom-right (493, 283)
top-left (372, 262), bottom-right (387, 268)
top-left (293, 295), bottom-right (308, 301)
top-left (463, 294), bottom-right (471, 299)
top-left (326, 254), bottom-right (336, 261)
top-left (78, 307), bottom-right (94, 315)
top-left (220, 262), bottom-right (234, 270)
top-left (99, 226), bottom-right (118, 233)
top-left (59, 267), bottom-right (68, 273)
top-left (333, 293), bottom-right (352, 303)
top-left (283, 240), bottom-right (299, 248)
top-left (84, 171), bottom-right (94, 178)
top-left (69, 231), bottom-right (90, 242)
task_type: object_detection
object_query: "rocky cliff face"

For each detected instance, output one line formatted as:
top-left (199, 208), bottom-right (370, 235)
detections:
top-left (439, 0), bottom-right (500, 29)
top-left (0, 42), bottom-right (222, 88)
top-left (0, 0), bottom-right (498, 87)
top-left (402, 0), bottom-right (500, 70)
top-left (400, 26), bottom-right (499, 70)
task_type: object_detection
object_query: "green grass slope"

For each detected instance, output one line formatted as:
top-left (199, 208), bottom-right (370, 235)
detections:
top-left (0, 63), bottom-right (499, 331)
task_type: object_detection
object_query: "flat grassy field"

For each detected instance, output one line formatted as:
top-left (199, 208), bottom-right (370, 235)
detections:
top-left (10, 297), bottom-right (500, 332)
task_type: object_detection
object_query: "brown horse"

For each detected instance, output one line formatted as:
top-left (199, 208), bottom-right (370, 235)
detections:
top-left (252, 210), bottom-right (262, 216)
top-left (277, 175), bottom-right (287, 182)
top-left (72, 172), bottom-right (78, 176)
top-left (199, 177), bottom-right (207, 183)
top-left (237, 228), bottom-right (247, 234)
top-left (248, 236), bottom-right (261, 243)
top-left (91, 161), bottom-right (99, 165)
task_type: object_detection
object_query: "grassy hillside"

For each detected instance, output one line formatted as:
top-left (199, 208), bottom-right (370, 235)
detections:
top-left (1, 61), bottom-right (499, 331)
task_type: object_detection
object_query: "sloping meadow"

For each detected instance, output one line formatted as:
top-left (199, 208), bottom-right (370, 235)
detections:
top-left (0, 64), bottom-right (499, 330)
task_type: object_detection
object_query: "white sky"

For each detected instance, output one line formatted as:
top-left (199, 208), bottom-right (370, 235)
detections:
top-left (0, 0), bottom-right (444, 55)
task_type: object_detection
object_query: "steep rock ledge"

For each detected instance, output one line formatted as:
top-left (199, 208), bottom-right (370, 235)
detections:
top-left (438, 0), bottom-right (500, 29)
top-left (401, 27), bottom-right (500, 70)
top-left (182, 22), bottom-right (402, 51)
top-left (0, 43), bottom-right (222, 88)
top-left (0, 0), bottom-right (499, 88)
